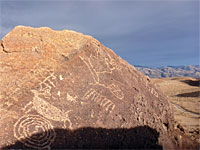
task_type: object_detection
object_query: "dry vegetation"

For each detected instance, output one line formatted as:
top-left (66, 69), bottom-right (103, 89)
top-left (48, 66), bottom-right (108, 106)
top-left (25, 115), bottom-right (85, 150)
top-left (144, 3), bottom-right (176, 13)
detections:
top-left (152, 77), bottom-right (200, 143)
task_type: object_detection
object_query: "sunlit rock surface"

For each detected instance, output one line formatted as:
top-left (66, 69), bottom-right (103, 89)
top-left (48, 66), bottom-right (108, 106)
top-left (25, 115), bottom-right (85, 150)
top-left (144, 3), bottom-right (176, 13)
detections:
top-left (0, 26), bottom-right (179, 149)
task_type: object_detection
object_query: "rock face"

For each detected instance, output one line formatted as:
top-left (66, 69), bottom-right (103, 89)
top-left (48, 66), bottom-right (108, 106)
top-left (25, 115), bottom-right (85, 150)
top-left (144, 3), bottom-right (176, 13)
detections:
top-left (0, 26), bottom-right (178, 149)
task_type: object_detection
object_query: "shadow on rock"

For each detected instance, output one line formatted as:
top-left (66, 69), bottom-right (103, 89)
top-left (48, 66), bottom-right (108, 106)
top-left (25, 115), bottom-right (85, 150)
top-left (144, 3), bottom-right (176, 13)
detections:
top-left (2, 125), bottom-right (162, 149)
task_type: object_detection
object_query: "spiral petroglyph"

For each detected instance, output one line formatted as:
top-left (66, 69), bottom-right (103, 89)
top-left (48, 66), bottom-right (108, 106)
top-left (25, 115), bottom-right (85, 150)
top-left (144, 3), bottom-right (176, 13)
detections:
top-left (13, 114), bottom-right (56, 149)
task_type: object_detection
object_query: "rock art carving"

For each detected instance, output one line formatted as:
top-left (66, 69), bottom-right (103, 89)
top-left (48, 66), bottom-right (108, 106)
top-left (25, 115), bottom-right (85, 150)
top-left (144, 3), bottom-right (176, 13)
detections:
top-left (0, 26), bottom-right (180, 149)
top-left (37, 72), bottom-right (56, 99)
top-left (66, 93), bottom-right (78, 103)
top-left (3, 64), bottom-right (56, 108)
top-left (79, 55), bottom-right (124, 100)
top-left (82, 88), bottom-right (115, 113)
top-left (23, 90), bottom-right (72, 129)
top-left (104, 54), bottom-right (121, 72)
top-left (90, 40), bottom-right (101, 59)
top-left (20, 70), bottom-right (73, 129)
top-left (79, 56), bottom-right (99, 82)
top-left (108, 83), bottom-right (124, 100)
top-left (14, 114), bottom-right (56, 149)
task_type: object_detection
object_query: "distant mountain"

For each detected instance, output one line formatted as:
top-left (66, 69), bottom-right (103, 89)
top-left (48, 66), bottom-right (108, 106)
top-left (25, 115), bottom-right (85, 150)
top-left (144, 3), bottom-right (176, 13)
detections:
top-left (136, 65), bottom-right (200, 78)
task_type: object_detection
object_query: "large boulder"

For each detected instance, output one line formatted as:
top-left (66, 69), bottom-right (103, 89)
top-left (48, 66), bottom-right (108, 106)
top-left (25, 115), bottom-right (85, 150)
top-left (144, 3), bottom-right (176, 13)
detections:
top-left (0, 26), bottom-right (178, 149)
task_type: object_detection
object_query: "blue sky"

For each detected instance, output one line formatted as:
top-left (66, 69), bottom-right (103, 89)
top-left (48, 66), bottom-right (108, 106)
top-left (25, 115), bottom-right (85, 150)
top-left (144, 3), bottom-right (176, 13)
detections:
top-left (0, 0), bottom-right (199, 67)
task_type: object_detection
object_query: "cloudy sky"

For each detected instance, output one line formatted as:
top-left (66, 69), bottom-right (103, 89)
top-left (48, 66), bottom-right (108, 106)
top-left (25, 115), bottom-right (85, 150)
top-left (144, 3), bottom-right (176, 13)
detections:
top-left (0, 0), bottom-right (199, 67)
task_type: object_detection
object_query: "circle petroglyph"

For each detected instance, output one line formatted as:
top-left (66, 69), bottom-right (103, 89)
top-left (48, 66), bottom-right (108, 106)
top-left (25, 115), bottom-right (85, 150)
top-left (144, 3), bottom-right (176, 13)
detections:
top-left (14, 114), bottom-right (56, 149)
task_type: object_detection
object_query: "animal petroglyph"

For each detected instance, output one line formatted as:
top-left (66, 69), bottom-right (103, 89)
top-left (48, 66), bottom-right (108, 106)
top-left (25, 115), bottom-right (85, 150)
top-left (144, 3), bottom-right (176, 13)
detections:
top-left (23, 90), bottom-right (72, 129)
top-left (79, 53), bottom-right (121, 82)
top-left (83, 89), bottom-right (115, 113)
top-left (79, 55), bottom-right (124, 100)
top-left (14, 114), bottom-right (56, 149)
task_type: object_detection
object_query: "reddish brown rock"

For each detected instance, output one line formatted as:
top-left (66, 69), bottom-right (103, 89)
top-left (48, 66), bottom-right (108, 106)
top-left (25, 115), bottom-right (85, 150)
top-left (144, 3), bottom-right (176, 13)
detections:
top-left (0, 26), bottom-right (179, 149)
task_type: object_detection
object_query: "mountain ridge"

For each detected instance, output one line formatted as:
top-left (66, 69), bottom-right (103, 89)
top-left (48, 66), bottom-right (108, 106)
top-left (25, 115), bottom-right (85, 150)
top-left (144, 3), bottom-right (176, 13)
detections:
top-left (136, 65), bottom-right (200, 78)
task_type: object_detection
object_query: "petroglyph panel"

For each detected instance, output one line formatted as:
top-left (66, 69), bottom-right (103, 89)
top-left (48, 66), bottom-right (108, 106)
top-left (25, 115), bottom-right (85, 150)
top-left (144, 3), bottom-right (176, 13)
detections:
top-left (79, 54), bottom-right (124, 100)
top-left (23, 90), bottom-right (72, 129)
top-left (1, 64), bottom-right (55, 108)
top-left (0, 27), bottom-right (177, 149)
top-left (83, 89), bottom-right (115, 113)
top-left (14, 114), bottom-right (55, 149)
top-left (80, 52), bottom-right (121, 84)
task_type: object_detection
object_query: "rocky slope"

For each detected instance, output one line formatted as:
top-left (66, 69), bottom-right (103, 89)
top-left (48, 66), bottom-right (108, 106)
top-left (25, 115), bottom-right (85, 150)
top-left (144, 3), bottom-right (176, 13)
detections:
top-left (152, 77), bottom-right (200, 144)
top-left (0, 26), bottom-right (194, 149)
top-left (136, 65), bottom-right (200, 78)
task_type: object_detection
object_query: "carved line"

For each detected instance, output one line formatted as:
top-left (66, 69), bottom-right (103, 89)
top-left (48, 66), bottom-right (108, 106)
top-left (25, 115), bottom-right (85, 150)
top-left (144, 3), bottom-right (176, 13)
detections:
top-left (79, 56), bottom-right (99, 82)
top-left (23, 90), bottom-right (72, 129)
top-left (108, 84), bottom-right (124, 100)
top-left (37, 73), bottom-right (57, 98)
top-left (6, 64), bottom-right (55, 104)
top-left (66, 93), bottom-right (78, 103)
top-left (80, 54), bottom-right (124, 100)
top-left (103, 54), bottom-right (121, 73)
top-left (83, 88), bottom-right (115, 113)
top-left (91, 40), bottom-right (101, 59)
top-left (25, 70), bottom-right (73, 129)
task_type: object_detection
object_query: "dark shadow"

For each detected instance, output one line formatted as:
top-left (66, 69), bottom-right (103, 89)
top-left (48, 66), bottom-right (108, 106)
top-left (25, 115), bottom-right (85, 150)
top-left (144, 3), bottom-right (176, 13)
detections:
top-left (181, 79), bottom-right (200, 87)
top-left (176, 91), bottom-right (200, 97)
top-left (2, 126), bottom-right (162, 149)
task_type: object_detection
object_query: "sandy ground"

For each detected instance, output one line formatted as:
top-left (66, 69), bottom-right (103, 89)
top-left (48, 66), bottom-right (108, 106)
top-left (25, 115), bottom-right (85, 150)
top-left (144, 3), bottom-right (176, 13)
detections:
top-left (152, 77), bottom-right (200, 143)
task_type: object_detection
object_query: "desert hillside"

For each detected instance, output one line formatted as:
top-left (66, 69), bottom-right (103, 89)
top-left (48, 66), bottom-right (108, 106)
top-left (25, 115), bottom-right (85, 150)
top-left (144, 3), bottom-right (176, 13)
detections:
top-left (152, 77), bottom-right (200, 143)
